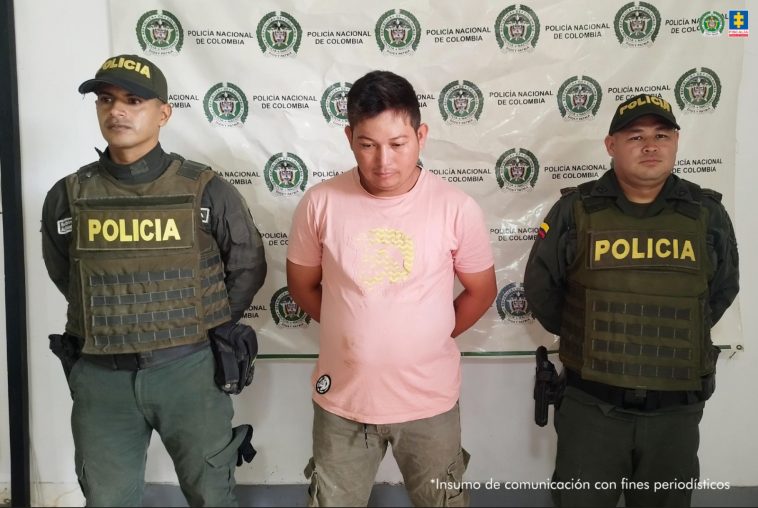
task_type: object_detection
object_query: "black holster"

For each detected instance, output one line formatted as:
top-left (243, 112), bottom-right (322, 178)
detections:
top-left (534, 346), bottom-right (565, 427)
top-left (209, 322), bottom-right (258, 395)
top-left (48, 332), bottom-right (83, 379)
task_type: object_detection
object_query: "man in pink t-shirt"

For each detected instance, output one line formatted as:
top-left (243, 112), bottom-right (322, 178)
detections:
top-left (287, 70), bottom-right (496, 507)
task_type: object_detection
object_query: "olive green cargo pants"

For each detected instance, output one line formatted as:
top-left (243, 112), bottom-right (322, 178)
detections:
top-left (552, 386), bottom-right (705, 508)
top-left (305, 401), bottom-right (470, 507)
top-left (68, 346), bottom-right (242, 507)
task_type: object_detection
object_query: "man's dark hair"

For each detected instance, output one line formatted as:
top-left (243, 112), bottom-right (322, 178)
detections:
top-left (347, 70), bottom-right (421, 130)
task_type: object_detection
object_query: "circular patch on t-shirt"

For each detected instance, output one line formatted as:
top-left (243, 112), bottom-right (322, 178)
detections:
top-left (315, 374), bottom-right (331, 394)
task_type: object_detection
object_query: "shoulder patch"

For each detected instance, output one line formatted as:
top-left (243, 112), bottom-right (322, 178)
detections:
top-left (701, 188), bottom-right (723, 203)
top-left (76, 161), bottom-right (100, 181)
top-left (57, 217), bottom-right (73, 235)
top-left (538, 222), bottom-right (550, 238)
top-left (177, 159), bottom-right (211, 180)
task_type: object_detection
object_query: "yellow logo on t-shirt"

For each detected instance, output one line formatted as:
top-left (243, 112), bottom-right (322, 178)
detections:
top-left (357, 228), bottom-right (415, 289)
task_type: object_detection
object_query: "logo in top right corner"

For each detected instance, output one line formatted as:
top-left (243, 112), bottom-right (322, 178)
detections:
top-left (675, 67), bottom-right (721, 114)
top-left (699, 11), bottom-right (725, 37)
top-left (728, 10), bottom-right (749, 37)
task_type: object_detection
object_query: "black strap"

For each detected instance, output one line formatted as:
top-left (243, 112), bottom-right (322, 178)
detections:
top-left (577, 181), bottom-right (613, 213)
top-left (173, 154), bottom-right (210, 180)
top-left (75, 161), bottom-right (100, 181)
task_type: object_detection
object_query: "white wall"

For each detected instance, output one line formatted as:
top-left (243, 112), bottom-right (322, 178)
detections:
top-left (9, 0), bottom-right (758, 505)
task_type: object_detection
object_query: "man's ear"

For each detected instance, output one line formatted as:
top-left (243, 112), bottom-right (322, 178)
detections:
top-left (417, 123), bottom-right (429, 151)
top-left (604, 134), bottom-right (615, 157)
top-left (159, 102), bottom-right (172, 127)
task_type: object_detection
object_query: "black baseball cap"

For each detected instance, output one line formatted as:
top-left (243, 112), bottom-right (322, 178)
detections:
top-left (608, 94), bottom-right (680, 134)
top-left (78, 54), bottom-right (168, 102)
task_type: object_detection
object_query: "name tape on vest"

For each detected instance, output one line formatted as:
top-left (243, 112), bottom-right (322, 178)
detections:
top-left (77, 209), bottom-right (195, 251)
top-left (589, 230), bottom-right (699, 270)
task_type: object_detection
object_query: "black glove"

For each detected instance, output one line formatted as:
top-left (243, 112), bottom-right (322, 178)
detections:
top-left (209, 322), bottom-right (258, 394)
top-left (235, 424), bottom-right (257, 466)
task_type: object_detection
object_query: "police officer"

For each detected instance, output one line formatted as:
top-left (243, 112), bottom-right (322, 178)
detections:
top-left (41, 54), bottom-right (267, 507)
top-left (524, 94), bottom-right (739, 508)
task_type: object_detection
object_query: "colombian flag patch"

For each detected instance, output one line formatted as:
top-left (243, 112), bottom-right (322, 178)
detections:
top-left (538, 222), bottom-right (549, 239)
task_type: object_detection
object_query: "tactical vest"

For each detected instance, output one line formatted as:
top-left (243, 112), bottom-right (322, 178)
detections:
top-left (65, 157), bottom-right (231, 354)
top-left (559, 184), bottom-right (715, 391)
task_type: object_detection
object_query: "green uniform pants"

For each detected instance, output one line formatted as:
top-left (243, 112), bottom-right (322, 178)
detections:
top-left (305, 401), bottom-right (469, 507)
top-left (552, 386), bottom-right (704, 508)
top-left (68, 346), bottom-right (240, 507)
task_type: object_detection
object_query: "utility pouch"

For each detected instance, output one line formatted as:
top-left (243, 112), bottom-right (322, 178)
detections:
top-left (209, 322), bottom-right (258, 395)
top-left (48, 332), bottom-right (83, 379)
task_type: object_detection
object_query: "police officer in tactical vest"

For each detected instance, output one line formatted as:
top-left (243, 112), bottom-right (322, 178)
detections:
top-left (524, 94), bottom-right (739, 508)
top-left (41, 54), bottom-right (267, 507)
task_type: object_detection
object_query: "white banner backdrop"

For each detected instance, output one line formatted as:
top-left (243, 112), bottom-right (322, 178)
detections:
top-left (107, 0), bottom-right (744, 356)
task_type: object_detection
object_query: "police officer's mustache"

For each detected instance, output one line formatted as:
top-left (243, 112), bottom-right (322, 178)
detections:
top-left (106, 121), bottom-right (132, 129)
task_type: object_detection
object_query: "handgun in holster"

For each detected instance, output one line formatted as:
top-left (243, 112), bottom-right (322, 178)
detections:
top-left (534, 345), bottom-right (565, 427)
top-left (48, 332), bottom-right (83, 380)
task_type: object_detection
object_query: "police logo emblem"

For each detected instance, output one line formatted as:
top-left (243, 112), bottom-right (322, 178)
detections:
top-left (257, 11), bottom-right (302, 57)
top-left (495, 4), bottom-right (540, 52)
top-left (136, 10), bottom-right (184, 55)
top-left (200, 208), bottom-right (210, 224)
top-left (496, 148), bottom-right (539, 192)
top-left (203, 82), bottom-right (249, 127)
top-left (699, 11), bottom-right (725, 37)
top-left (315, 374), bottom-right (331, 394)
top-left (496, 282), bottom-right (533, 324)
top-left (321, 82), bottom-right (352, 127)
top-left (270, 287), bottom-right (311, 328)
top-left (438, 80), bottom-right (484, 125)
top-left (375, 9), bottom-right (421, 55)
top-left (614, 2), bottom-right (661, 47)
top-left (264, 152), bottom-right (309, 196)
top-left (557, 75), bottom-right (602, 121)
top-left (675, 67), bottom-right (721, 113)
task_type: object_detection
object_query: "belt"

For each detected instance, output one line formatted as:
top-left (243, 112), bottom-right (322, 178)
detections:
top-left (81, 341), bottom-right (208, 371)
top-left (565, 369), bottom-right (700, 411)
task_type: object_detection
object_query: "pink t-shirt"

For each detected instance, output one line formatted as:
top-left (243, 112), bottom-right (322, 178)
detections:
top-left (287, 168), bottom-right (493, 424)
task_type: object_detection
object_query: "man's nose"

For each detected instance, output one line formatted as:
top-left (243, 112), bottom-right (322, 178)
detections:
top-left (642, 139), bottom-right (659, 152)
top-left (378, 146), bottom-right (391, 165)
top-left (107, 100), bottom-right (127, 116)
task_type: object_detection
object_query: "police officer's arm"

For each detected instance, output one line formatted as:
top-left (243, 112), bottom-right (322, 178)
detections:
top-left (203, 177), bottom-right (267, 323)
top-left (704, 199), bottom-right (740, 325)
top-left (41, 178), bottom-right (72, 296)
top-left (523, 197), bottom-right (576, 335)
top-left (286, 261), bottom-right (322, 323)
top-left (452, 266), bottom-right (497, 338)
